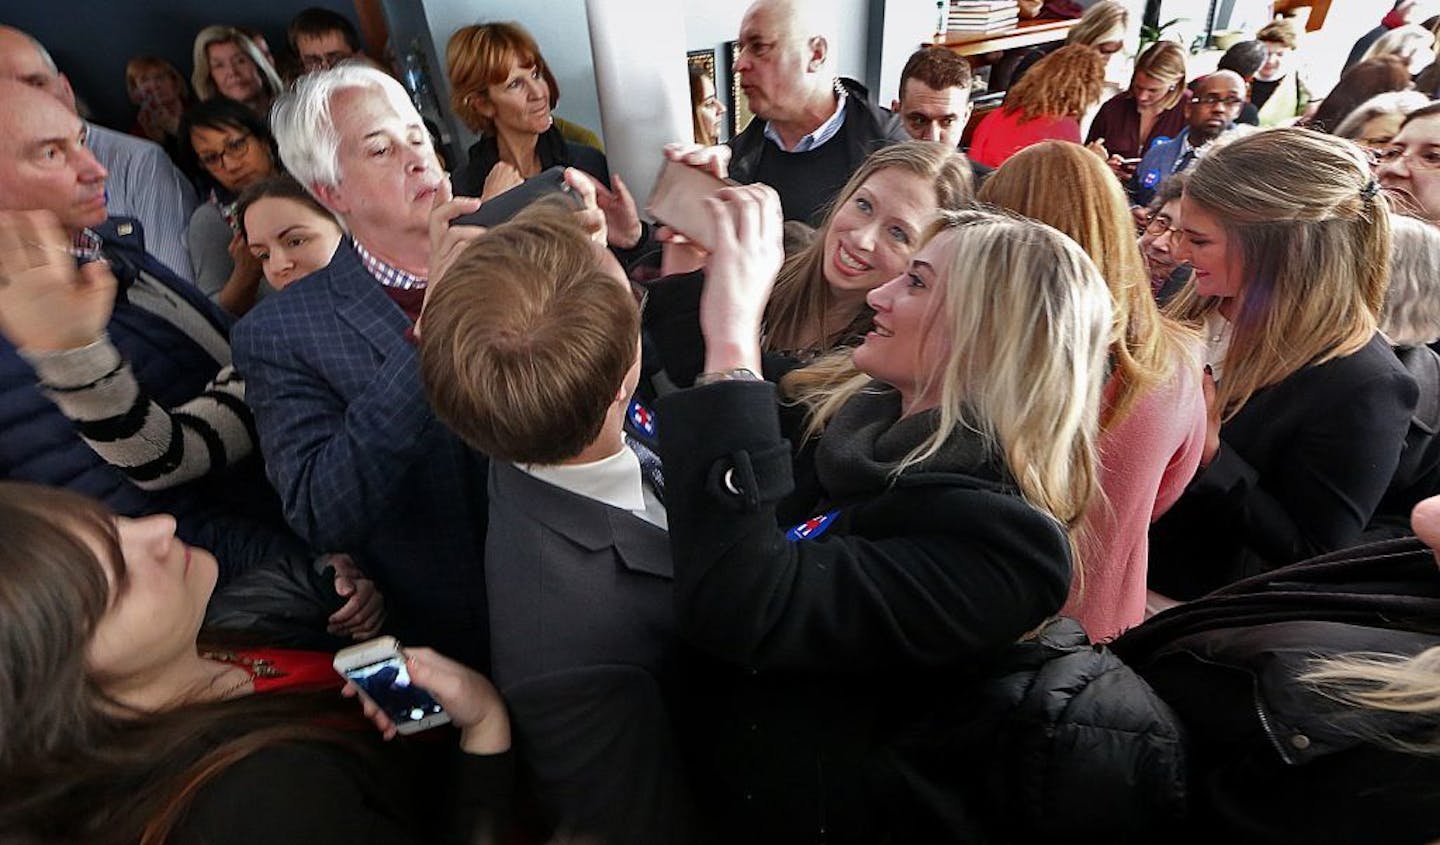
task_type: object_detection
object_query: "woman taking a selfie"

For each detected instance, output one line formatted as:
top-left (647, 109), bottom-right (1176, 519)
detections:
top-left (1149, 128), bottom-right (1418, 600)
top-left (655, 190), bottom-right (1113, 840)
top-left (0, 483), bottom-right (512, 845)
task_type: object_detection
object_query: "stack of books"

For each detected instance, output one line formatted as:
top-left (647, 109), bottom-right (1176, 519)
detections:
top-left (942, 0), bottom-right (1020, 33)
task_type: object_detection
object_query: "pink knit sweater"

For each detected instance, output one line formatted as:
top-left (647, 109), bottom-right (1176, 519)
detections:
top-left (1063, 353), bottom-right (1207, 641)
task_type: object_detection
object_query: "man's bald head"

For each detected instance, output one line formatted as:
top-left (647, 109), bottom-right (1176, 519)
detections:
top-left (0, 80), bottom-right (107, 230)
top-left (735, 0), bottom-right (836, 124)
top-left (1186, 70), bottom-right (1247, 143)
top-left (0, 26), bottom-right (76, 113)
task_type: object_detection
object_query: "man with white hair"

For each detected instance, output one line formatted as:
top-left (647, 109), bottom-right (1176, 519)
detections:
top-left (231, 64), bottom-right (492, 667)
top-left (728, 0), bottom-right (908, 223)
top-left (0, 25), bottom-right (198, 281)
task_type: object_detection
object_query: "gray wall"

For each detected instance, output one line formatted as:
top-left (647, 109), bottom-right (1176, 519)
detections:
top-left (1, 0), bottom-right (357, 131)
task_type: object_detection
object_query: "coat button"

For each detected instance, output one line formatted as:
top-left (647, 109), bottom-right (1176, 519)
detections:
top-left (1290, 733), bottom-right (1310, 750)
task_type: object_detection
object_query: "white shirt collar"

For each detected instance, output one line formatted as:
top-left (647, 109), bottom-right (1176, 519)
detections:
top-left (763, 82), bottom-right (848, 153)
top-left (517, 443), bottom-right (665, 528)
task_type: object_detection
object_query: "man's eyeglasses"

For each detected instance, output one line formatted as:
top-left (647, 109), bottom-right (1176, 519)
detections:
top-left (196, 133), bottom-right (253, 169)
top-left (1194, 95), bottom-right (1244, 107)
top-left (1143, 213), bottom-right (1182, 239)
top-left (1370, 146), bottom-right (1440, 172)
top-left (302, 51), bottom-right (354, 72)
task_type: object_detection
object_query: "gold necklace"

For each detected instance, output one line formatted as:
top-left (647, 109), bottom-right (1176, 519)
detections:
top-left (200, 650), bottom-right (285, 679)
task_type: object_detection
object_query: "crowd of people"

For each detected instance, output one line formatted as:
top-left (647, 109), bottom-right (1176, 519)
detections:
top-left (1, 1), bottom-right (1439, 843)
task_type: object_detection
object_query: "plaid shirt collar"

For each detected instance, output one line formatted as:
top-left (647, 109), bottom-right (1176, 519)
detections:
top-left (72, 228), bottom-right (104, 263)
top-left (352, 238), bottom-right (427, 291)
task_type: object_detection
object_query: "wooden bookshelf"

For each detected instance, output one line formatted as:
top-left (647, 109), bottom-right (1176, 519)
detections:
top-left (925, 17), bottom-right (1078, 58)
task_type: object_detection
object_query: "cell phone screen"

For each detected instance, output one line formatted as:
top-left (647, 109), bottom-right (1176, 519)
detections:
top-left (344, 656), bottom-right (446, 726)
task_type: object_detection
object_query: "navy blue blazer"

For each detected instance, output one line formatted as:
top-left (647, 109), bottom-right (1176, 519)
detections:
top-left (231, 242), bottom-right (490, 666)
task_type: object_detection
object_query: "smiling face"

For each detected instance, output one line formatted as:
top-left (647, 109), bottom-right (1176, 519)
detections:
top-left (206, 39), bottom-right (262, 104)
top-left (1379, 112), bottom-right (1440, 224)
top-left (0, 82), bottom-right (108, 230)
top-left (190, 123), bottom-right (273, 193)
top-left (479, 56), bottom-right (553, 139)
top-left (315, 85), bottom-right (443, 247)
top-left (821, 167), bottom-right (938, 300)
top-left (243, 196), bottom-right (344, 288)
top-left (852, 233), bottom-right (952, 413)
top-left (85, 514), bottom-right (217, 688)
top-left (897, 78), bottom-right (971, 147)
top-left (1175, 195), bottom-right (1243, 300)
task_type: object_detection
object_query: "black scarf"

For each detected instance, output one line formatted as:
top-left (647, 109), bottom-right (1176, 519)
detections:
top-left (813, 383), bottom-right (1004, 503)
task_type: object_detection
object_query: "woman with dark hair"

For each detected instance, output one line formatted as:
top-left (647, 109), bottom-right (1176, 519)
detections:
top-left (237, 176), bottom-right (345, 291)
top-left (1304, 55), bottom-right (1412, 134)
top-left (1149, 129), bottom-right (1418, 599)
top-left (0, 482), bottom-right (512, 845)
top-left (179, 97), bottom-right (282, 314)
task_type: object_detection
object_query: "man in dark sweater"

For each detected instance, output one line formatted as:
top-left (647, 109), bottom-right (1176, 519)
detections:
top-left (727, 0), bottom-right (909, 224)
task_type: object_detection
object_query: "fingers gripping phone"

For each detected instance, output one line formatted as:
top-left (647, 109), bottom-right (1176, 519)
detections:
top-left (333, 636), bottom-right (451, 734)
top-left (450, 166), bottom-right (581, 228)
top-left (645, 158), bottom-right (738, 251)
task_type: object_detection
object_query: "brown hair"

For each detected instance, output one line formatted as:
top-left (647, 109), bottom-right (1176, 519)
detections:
top-left (1307, 56), bottom-right (1413, 134)
top-left (446, 21), bottom-right (561, 134)
top-left (1132, 40), bottom-right (1188, 111)
top-left (763, 141), bottom-right (974, 356)
top-left (1002, 44), bottom-right (1107, 123)
top-left (689, 65), bottom-right (718, 146)
top-left (1256, 17), bottom-right (1300, 50)
top-left (979, 140), bottom-right (1195, 427)
top-left (236, 175), bottom-right (339, 242)
top-left (124, 55), bottom-right (189, 101)
top-left (1166, 128), bottom-right (1389, 419)
top-left (898, 46), bottom-right (973, 97)
top-left (0, 482), bottom-right (354, 844)
top-left (420, 201), bottom-right (639, 464)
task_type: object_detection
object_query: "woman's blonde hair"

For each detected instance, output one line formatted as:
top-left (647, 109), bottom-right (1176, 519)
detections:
top-left (763, 141), bottom-right (975, 355)
top-left (979, 140), bottom-right (1195, 428)
top-left (446, 22), bottom-right (561, 135)
top-left (125, 56), bottom-right (189, 102)
top-left (1132, 40), bottom-right (1188, 111)
top-left (1166, 128), bottom-right (1389, 419)
top-left (1256, 17), bottom-right (1300, 50)
top-left (1002, 44), bottom-right (1108, 123)
top-left (1067, 0), bottom-right (1128, 48)
top-left (1361, 24), bottom-right (1436, 65)
top-left (1300, 645), bottom-right (1440, 750)
top-left (190, 26), bottom-right (284, 103)
top-left (785, 210), bottom-right (1112, 527)
top-left (1380, 214), bottom-right (1440, 347)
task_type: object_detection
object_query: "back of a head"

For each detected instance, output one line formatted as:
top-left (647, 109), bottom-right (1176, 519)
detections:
top-left (1309, 56), bottom-right (1413, 134)
top-left (1217, 40), bottom-right (1267, 79)
top-left (1003, 44), bottom-right (1107, 121)
top-left (1381, 214), bottom-right (1440, 346)
top-left (419, 202), bottom-right (639, 465)
top-left (1067, 0), bottom-right (1128, 47)
top-left (1333, 89), bottom-right (1434, 139)
top-left (446, 21), bottom-right (560, 135)
top-left (899, 46), bottom-right (972, 97)
top-left (288, 6), bottom-right (361, 53)
top-left (272, 62), bottom-right (417, 192)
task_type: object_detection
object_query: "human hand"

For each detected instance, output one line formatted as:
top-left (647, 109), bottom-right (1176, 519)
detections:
top-left (227, 229), bottom-right (264, 284)
top-left (564, 167), bottom-right (608, 245)
top-left (417, 180), bottom-right (486, 340)
top-left (698, 184), bottom-right (783, 375)
top-left (1412, 496), bottom-right (1440, 563)
top-left (656, 225), bottom-right (709, 276)
top-left (664, 142), bottom-right (732, 180)
top-left (1085, 138), bottom-right (1109, 160)
top-left (343, 647), bottom-right (511, 754)
top-left (325, 554), bottom-right (386, 640)
top-left (480, 161), bottom-right (524, 202)
top-left (1199, 364), bottom-right (1221, 469)
top-left (0, 210), bottom-right (117, 351)
top-left (594, 173), bottom-right (643, 249)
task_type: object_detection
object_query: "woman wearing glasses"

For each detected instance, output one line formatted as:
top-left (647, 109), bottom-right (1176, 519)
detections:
top-left (1378, 100), bottom-right (1440, 225)
top-left (179, 98), bottom-right (283, 316)
top-left (1148, 128), bottom-right (1418, 600)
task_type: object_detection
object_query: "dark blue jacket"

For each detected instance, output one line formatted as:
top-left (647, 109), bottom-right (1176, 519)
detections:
top-left (231, 242), bottom-right (490, 667)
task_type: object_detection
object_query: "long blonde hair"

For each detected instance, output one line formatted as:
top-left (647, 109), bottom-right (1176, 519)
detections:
top-left (764, 141), bottom-right (974, 355)
top-left (785, 210), bottom-right (1112, 526)
top-left (1300, 645), bottom-right (1440, 751)
top-left (190, 26), bottom-right (284, 103)
top-left (979, 140), bottom-right (1195, 428)
top-left (1165, 128), bottom-right (1389, 419)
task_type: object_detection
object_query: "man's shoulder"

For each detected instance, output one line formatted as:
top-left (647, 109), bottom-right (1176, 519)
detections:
top-left (86, 122), bottom-right (168, 164)
top-left (236, 249), bottom-right (365, 334)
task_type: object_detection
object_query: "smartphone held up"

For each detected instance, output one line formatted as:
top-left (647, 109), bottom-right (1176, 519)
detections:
top-left (333, 636), bottom-right (451, 734)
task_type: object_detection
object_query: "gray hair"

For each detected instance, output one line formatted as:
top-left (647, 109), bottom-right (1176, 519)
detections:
top-left (270, 62), bottom-right (420, 191)
top-left (1333, 90), bottom-right (1433, 139)
top-left (1381, 214), bottom-right (1440, 346)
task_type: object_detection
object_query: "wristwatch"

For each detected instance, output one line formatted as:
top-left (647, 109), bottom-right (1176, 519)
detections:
top-left (695, 367), bottom-right (761, 386)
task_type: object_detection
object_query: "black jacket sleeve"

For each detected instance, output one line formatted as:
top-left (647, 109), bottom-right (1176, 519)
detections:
top-left (655, 381), bottom-right (1071, 674)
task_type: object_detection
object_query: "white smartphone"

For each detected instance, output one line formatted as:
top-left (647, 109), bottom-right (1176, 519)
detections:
top-left (333, 636), bottom-right (451, 735)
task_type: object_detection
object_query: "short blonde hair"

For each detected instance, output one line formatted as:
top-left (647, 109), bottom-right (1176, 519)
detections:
top-left (446, 22), bottom-right (560, 135)
top-left (1166, 128), bottom-right (1388, 419)
top-left (1256, 17), bottom-right (1300, 50)
top-left (419, 201), bottom-right (639, 464)
top-left (1131, 40), bottom-right (1188, 111)
top-left (190, 25), bottom-right (284, 102)
top-left (1380, 214), bottom-right (1440, 347)
top-left (789, 210), bottom-right (1112, 527)
top-left (1067, 0), bottom-right (1128, 48)
top-left (1002, 44), bottom-right (1108, 122)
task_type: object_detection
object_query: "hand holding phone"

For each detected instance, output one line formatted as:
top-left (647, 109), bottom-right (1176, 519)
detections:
top-left (335, 636), bottom-right (451, 735)
top-left (646, 158), bottom-right (738, 251)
